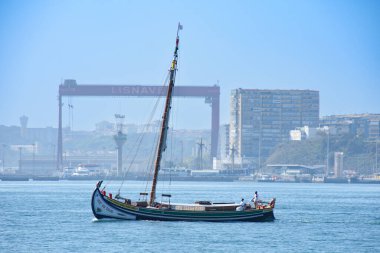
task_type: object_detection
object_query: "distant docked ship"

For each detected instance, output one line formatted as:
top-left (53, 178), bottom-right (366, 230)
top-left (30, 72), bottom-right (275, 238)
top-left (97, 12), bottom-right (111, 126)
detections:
top-left (62, 164), bottom-right (106, 180)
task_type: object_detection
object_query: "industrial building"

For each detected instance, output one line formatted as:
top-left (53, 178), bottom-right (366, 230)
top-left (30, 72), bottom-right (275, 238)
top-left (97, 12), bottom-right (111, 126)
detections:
top-left (229, 89), bottom-right (319, 167)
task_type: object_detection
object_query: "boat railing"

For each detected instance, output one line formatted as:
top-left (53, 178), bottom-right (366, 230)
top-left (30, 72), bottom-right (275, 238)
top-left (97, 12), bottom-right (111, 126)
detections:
top-left (194, 200), bottom-right (212, 205)
top-left (133, 201), bottom-right (148, 207)
top-left (161, 194), bottom-right (172, 206)
top-left (139, 192), bottom-right (148, 201)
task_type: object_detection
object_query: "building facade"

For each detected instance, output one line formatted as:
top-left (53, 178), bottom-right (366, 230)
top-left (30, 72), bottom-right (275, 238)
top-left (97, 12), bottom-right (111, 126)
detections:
top-left (320, 114), bottom-right (380, 141)
top-left (229, 89), bottom-right (319, 167)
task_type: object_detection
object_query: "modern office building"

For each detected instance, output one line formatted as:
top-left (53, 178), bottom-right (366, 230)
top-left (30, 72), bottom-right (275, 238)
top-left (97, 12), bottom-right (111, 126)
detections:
top-left (229, 89), bottom-right (319, 167)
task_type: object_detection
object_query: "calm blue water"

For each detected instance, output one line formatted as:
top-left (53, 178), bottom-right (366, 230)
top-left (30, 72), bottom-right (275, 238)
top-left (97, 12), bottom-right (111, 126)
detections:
top-left (1, 180), bottom-right (379, 253)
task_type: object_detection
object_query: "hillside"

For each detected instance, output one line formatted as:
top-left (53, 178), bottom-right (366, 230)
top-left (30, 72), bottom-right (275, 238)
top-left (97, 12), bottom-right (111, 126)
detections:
top-left (266, 133), bottom-right (377, 174)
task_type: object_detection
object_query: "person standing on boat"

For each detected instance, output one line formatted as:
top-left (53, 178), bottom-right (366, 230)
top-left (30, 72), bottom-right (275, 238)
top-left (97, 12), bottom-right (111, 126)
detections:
top-left (252, 191), bottom-right (259, 208)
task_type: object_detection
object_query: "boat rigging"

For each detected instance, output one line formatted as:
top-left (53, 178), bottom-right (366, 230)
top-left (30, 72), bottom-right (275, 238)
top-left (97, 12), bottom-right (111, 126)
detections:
top-left (91, 23), bottom-right (276, 222)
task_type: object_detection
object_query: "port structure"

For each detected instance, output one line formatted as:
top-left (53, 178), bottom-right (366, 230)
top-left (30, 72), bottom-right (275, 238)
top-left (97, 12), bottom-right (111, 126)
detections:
top-left (57, 80), bottom-right (220, 170)
top-left (114, 114), bottom-right (127, 176)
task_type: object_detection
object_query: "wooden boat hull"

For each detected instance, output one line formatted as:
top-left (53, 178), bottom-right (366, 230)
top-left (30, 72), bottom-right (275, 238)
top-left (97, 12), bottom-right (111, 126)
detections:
top-left (91, 188), bottom-right (275, 222)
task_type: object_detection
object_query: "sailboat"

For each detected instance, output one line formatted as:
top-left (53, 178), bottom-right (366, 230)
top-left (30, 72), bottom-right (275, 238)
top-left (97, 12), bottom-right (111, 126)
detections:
top-left (91, 23), bottom-right (276, 222)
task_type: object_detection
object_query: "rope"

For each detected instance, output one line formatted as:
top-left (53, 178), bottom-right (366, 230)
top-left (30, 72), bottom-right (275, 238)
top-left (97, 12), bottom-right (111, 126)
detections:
top-left (168, 102), bottom-right (176, 193)
top-left (117, 72), bottom-right (170, 193)
top-left (143, 124), bottom-right (161, 194)
top-left (115, 47), bottom-right (180, 196)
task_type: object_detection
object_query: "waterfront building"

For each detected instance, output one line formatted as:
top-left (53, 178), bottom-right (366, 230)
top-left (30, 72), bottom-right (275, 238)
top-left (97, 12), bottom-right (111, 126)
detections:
top-left (229, 89), bottom-right (319, 167)
top-left (289, 129), bottom-right (303, 141)
top-left (369, 120), bottom-right (380, 141)
top-left (320, 114), bottom-right (380, 141)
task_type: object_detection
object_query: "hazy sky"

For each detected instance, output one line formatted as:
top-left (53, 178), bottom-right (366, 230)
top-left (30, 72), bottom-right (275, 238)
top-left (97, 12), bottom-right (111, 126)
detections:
top-left (0, 0), bottom-right (379, 130)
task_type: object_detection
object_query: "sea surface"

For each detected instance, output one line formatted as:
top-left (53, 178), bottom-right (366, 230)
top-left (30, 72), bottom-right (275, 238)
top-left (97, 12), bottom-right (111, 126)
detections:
top-left (1, 180), bottom-right (379, 253)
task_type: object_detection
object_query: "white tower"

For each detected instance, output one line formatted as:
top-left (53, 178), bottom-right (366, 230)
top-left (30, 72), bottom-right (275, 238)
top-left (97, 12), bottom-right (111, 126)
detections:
top-left (20, 115), bottom-right (28, 138)
top-left (334, 152), bottom-right (344, 178)
top-left (113, 114), bottom-right (127, 177)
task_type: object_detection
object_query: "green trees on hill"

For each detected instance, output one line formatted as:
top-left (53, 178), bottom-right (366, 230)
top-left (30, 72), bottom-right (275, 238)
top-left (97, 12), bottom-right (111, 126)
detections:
top-left (266, 133), bottom-right (377, 174)
top-left (266, 136), bottom-right (326, 166)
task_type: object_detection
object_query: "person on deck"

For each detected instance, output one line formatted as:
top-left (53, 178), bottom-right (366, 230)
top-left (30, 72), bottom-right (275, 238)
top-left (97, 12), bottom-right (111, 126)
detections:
top-left (240, 198), bottom-right (246, 207)
top-left (235, 198), bottom-right (246, 211)
top-left (252, 191), bottom-right (259, 208)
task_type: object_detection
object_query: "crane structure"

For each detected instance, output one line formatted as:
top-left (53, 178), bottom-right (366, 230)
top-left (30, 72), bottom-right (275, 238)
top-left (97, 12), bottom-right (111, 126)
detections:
top-left (57, 80), bottom-right (220, 170)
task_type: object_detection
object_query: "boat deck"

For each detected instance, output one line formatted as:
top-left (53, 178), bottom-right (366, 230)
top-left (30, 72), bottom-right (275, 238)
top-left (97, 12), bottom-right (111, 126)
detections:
top-left (107, 196), bottom-right (273, 212)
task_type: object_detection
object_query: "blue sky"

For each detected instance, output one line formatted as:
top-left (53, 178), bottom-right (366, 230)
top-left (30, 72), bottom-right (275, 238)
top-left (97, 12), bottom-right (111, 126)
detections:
top-left (0, 0), bottom-right (379, 130)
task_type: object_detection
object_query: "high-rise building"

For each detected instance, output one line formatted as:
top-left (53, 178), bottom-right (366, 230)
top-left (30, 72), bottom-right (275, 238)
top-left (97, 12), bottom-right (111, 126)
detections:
top-left (229, 89), bottom-right (319, 167)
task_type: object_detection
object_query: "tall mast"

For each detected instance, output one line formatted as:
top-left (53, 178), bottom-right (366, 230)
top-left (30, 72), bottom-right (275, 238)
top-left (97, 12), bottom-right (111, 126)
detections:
top-left (149, 23), bottom-right (182, 206)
